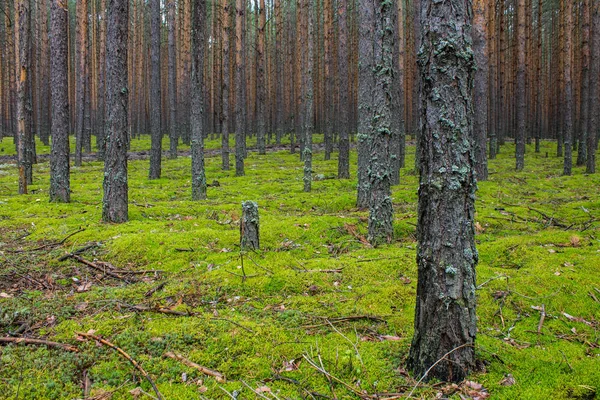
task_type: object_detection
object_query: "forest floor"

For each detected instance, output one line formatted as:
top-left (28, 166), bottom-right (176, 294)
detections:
top-left (0, 136), bottom-right (599, 400)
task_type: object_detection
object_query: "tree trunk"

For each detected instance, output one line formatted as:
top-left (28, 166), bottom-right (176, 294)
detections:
top-left (337, 0), bottom-right (350, 179)
top-left (75, 0), bottom-right (87, 167)
top-left (256, 0), bottom-right (266, 155)
top-left (168, 0), bottom-right (178, 159)
top-left (234, 0), bottom-right (245, 176)
top-left (473, 0), bottom-right (488, 181)
top-left (191, 0), bottom-right (207, 200)
top-left (221, 0), bottom-right (231, 170)
top-left (588, 0), bottom-right (600, 173)
top-left (103, 0), bottom-right (129, 223)
top-left (303, 0), bottom-right (314, 193)
top-left (563, 0), bottom-right (574, 175)
top-left (515, 0), bottom-right (526, 171)
top-left (149, 0), bottom-right (162, 179)
top-left (49, 0), bottom-right (70, 203)
top-left (97, 0), bottom-right (107, 160)
top-left (365, 0), bottom-right (394, 245)
top-left (408, 0), bottom-right (477, 383)
top-left (578, 0), bottom-right (591, 166)
top-left (240, 201), bottom-right (259, 250)
top-left (16, 0), bottom-right (32, 194)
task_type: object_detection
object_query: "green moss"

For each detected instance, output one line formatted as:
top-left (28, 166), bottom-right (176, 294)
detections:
top-left (0, 138), bottom-right (599, 398)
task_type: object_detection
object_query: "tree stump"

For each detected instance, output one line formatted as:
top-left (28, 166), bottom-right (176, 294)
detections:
top-left (240, 201), bottom-right (259, 250)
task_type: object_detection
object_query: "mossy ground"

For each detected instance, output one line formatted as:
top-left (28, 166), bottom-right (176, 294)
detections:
top-left (0, 136), bottom-right (599, 399)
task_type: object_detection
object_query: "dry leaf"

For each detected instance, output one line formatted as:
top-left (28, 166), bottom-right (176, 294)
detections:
top-left (0, 292), bottom-right (12, 298)
top-left (256, 386), bottom-right (272, 393)
top-left (499, 374), bottom-right (516, 386)
top-left (77, 282), bottom-right (93, 292)
top-left (570, 236), bottom-right (580, 247)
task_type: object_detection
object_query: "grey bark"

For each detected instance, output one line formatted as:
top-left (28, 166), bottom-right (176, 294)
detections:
top-left (16, 0), bottom-right (32, 194)
top-left (473, 0), bottom-right (488, 181)
top-left (365, 0), bottom-right (394, 245)
top-left (407, 0), bottom-right (477, 383)
top-left (49, 0), bottom-right (70, 203)
top-left (221, 0), bottom-right (230, 170)
top-left (563, 0), bottom-right (574, 175)
top-left (515, 0), bottom-right (526, 171)
top-left (103, 0), bottom-right (129, 223)
top-left (256, 0), bottom-right (266, 155)
top-left (74, 0), bottom-right (87, 167)
top-left (240, 201), bottom-right (259, 250)
top-left (191, 0), bottom-right (207, 200)
top-left (168, 0), bottom-right (178, 159)
top-left (578, 0), bottom-right (590, 167)
top-left (588, 0), bottom-right (600, 173)
top-left (149, 0), bottom-right (162, 179)
top-left (337, 0), bottom-right (350, 179)
top-left (234, 0), bottom-right (245, 176)
top-left (302, 0), bottom-right (314, 193)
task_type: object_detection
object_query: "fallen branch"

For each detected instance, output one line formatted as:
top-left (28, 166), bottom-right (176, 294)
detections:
top-left (67, 255), bottom-right (136, 283)
top-left (144, 282), bottom-right (167, 298)
top-left (58, 242), bottom-right (100, 261)
top-left (76, 332), bottom-right (163, 400)
top-left (297, 268), bottom-right (343, 274)
top-left (7, 228), bottom-right (85, 253)
top-left (119, 303), bottom-right (192, 316)
top-left (343, 224), bottom-right (372, 248)
top-left (303, 354), bottom-right (371, 399)
top-left (0, 336), bottom-right (79, 352)
top-left (164, 351), bottom-right (226, 383)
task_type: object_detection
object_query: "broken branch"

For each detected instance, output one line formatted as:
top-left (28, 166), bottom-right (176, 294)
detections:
top-left (164, 351), bottom-right (226, 383)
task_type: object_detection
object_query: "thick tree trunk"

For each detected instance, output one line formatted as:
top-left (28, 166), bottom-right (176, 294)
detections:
top-left (473, 0), bottom-right (488, 181)
top-left (221, 0), bottom-right (231, 170)
top-left (16, 0), bottom-right (32, 194)
top-left (103, 0), bottom-right (129, 223)
top-left (408, 0), bottom-right (477, 383)
top-left (588, 0), bottom-right (600, 173)
top-left (149, 0), bottom-right (162, 179)
top-left (49, 0), bottom-right (70, 203)
top-left (191, 0), bottom-right (207, 200)
top-left (337, 0), bottom-right (350, 179)
top-left (168, 0), bottom-right (178, 159)
top-left (365, 0), bottom-right (394, 245)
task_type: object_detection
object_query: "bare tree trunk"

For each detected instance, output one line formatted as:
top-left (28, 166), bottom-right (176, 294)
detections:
top-left (408, 0), bottom-right (477, 383)
top-left (149, 0), bottom-right (162, 179)
top-left (97, 0), bottom-right (107, 160)
top-left (16, 0), bottom-right (32, 194)
top-left (191, 0), bottom-right (207, 200)
top-left (234, 0), bottom-right (245, 176)
top-left (221, 0), bottom-right (231, 170)
top-left (103, 0), bottom-right (129, 223)
top-left (473, 0), bottom-right (488, 181)
top-left (515, 0), bottom-right (526, 171)
top-left (563, 0), bottom-right (574, 175)
top-left (256, 0), bottom-right (266, 155)
top-left (587, 0), bottom-right (600, 173)
top-left (50, 0), bottom-right (70, 203)
top-left (337, 0), bottom-right (350, 179)
top-left (302, 0), bottom-right (314, 192)
top-left (167, 0), bottom-right (178, 159)
top-left (75, 0), bottom-right (88, 166)
top-left (578, 0), bottom-right (591, 166)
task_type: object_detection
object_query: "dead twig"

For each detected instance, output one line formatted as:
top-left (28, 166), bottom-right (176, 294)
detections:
top-left (144, 282), bottom-right (167, 298)
top-left (164, 351), bottom-right (226, 382)
top-left (303, 354), bottom-right (370, 399)
top-left (67, 254), bottom-right (136, 283)
top-left (76, 332), bottom-right (164, 400)
top-left (58, 242), bottom-right (100, 261)
top-left (6, 228), bottom-right (85, 253)
top-left (0, 337), bottom-right (79, 352)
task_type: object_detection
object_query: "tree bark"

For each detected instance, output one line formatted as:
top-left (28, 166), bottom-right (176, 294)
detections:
top-left (49, 0), bottom-right (70, 203)
top-left (408, 0), bottom-right (477, 383)
top-left (473, 0), bottom-right (488, 181)
top-left (16, 0), bottom-right (32, 194)
top-left (563, 0), bottom-right (574, 175)
top-left (337, 0), bottom-right (350, 179)
top-left (240, 201), bottom-right (259, 250)
top-left (191, 0), bottom-right (207, 200)
top-left (256, 0), bottom-right (266, 155)
top-left (578, 0), bottom-right (590, 166)
top-left (149, 0), bottom-right (162, 179)
top-left (515, 0), bottom-right (526, 171)
top-left (588, 0), bottom-right (600, 173)
top-left (75, 0), bottom-right (88, 166)
top-left (302, 0), bottom-right (314, 193)
top-left (168, 0), bottom-right (178, 159)
top-left (221, 0), bottom-right (231, 170)
top-left (103, 0), bottom-right (129, 223)
top-left (234, 0), bottom-right (245, 176)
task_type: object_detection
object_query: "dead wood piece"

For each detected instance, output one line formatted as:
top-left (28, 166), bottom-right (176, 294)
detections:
top-left (537, 304), bottom-right (546, 334)
top-left (122, 303), bottom-right (192, 316)
top-left (145, 282), bottom-right (167, 298)
top-left (164, 351), bottom-right (226, 383)
top-left (343, 223), bottom-right (372, 247)
top-left (0, 336), bottom-right (79, 352)
top-left (76, 332), bottom-right (164, 400)
top-left (58, 242), bottom-right (100, 261)
top-left (298, 268), bottom-right (343, 274)
top-left (68, 255), bottom-right (136, 283)
top-left (6, 228), bottom-right (85, 253)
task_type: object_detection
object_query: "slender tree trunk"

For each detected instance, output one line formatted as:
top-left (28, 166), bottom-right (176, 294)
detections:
top-left (221, 0), bottom-right (231, 170)
top-left (515, 0), bottom-right (526, 171)
top-left (149, 0), bottom-right (162, 179)
top-left (256, 0), bottom-right (266, 155)
top-left (97, 0), bottom-right (107, 160)
top-left (473, 0), bottom-right (488, 181)
top-left (103, 0), bottom-right (129, 223)
top-left (587, 0), bottom-right (600, 173)
top-left (16, 0), bottom-right (32, 194)
top-left (563, 0), bottom-right (574, 175)
top-left (50, 0), bottom-right (70, 203)
top-left (168, 0), bottom-right (178, 159)
top-left (408, 0), bottom-right (477, 383)
top-left (234, 0), bottom-right (245, 176)
top-left (578, 0), bottom-right (591, 166)
top-left (303, 0), bottom-right (314, 192)
top-left (191, 0), bottom-right (207, 200)
top-left (75, 0), bottom-right (88, 166)
top-left (337, 0), bottom-right (350, 179)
